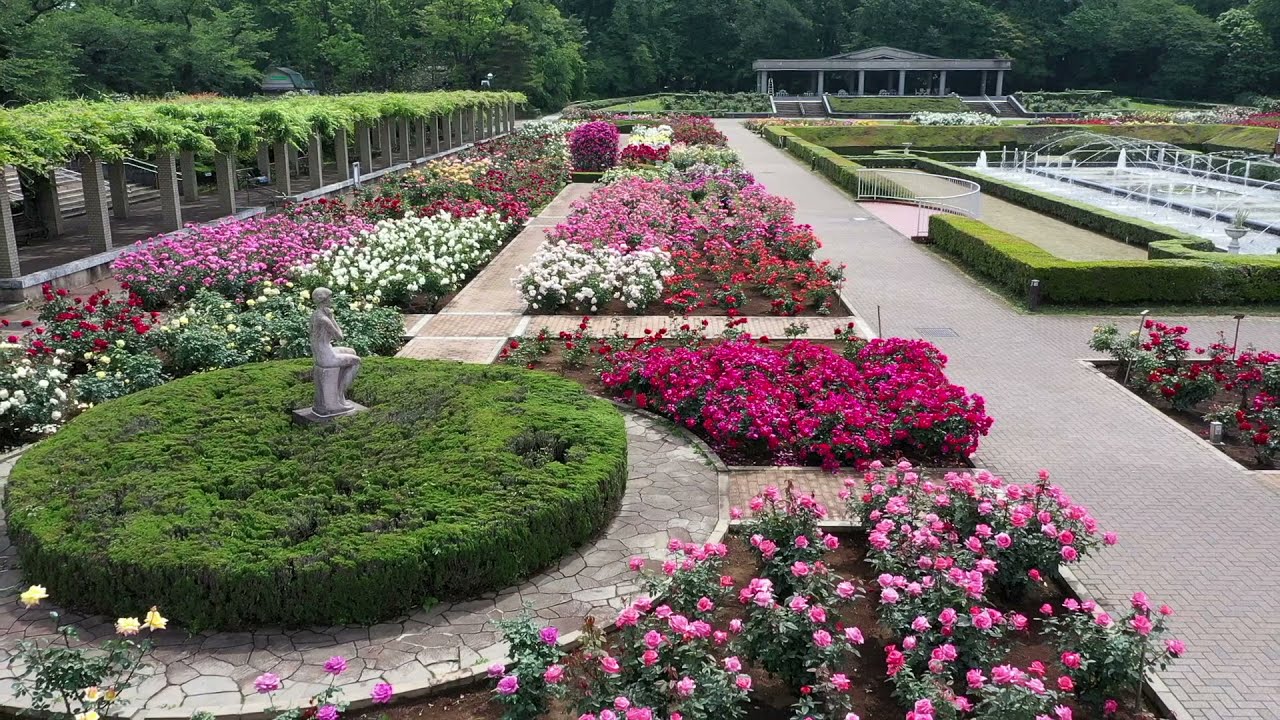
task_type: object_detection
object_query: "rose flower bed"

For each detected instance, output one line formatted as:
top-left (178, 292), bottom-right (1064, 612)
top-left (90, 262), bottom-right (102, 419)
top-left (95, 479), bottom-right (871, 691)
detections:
top-left (376, 464), bottom-right (1179, 720)
top-left (516, 174), bottom-right (846, 316)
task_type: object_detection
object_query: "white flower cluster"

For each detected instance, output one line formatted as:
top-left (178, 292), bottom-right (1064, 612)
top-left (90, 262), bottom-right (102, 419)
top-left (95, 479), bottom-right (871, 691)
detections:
top-left (627, 124), bottom-right (673, 149)
top-left (909, 112), bottom-right (1001, 126)
top-left (302, 212), bottom-right (510, 305)
top-left (516, 242), bottom-right (673, 313)
top-left (668, 143), bottom-right (741, 169)
top-left (0, 347), bottom-right (75, 436)
top-left (599, 164), bottom-right (674, 184)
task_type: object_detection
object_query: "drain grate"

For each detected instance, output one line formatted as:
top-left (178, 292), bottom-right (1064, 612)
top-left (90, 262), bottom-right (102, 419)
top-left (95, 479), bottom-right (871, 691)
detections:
top-left (914, 327), bottom-right (959, 338)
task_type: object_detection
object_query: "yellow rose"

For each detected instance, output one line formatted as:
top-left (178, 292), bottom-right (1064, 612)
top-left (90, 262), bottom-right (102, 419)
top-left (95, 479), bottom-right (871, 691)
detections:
top-left (95, 371), bottom-right (106, 379)
top-left (179, 316), bottom-right (189, 326)
top-left (76, 711), bottom-right (100, 720)
top-left (19, 584), bottom-right (48, 607)
top-left (115, 617), bottom-right (141, 636)
top-left (83, 686), bottom-right (102, 702)
top-left (103, 689), bottom-right (118, 702)
top-left (143, 606), bottom-right (167, 631)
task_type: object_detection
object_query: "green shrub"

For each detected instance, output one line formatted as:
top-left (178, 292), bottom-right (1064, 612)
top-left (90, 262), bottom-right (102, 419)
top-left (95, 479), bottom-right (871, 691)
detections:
top-left (828, 96), bottom-right (968, 114)
top-left (4, 358), bottom-right (628, 630)
top-left (783, 123), bottom-right (1270, 154)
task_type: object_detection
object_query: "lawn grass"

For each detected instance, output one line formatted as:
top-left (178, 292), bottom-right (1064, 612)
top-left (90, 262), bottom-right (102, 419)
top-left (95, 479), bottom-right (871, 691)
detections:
top-left (602, 97), bottom-right (666, 112)
top-left (829, 96), bottom-right (968, 114)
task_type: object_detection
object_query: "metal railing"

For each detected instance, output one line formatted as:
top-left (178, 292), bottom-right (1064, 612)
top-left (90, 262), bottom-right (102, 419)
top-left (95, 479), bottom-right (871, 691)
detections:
top-left (854, 168), bottom-right (982, 237)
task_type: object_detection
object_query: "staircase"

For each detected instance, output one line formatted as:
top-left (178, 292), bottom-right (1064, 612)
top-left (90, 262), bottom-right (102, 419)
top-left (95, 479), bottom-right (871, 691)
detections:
top-left (773, 99), bottom-right (830, 118)
top-left (4, 165), bottom-right (161, 218)
top-left (965, 97), bottom-right (1022, 119)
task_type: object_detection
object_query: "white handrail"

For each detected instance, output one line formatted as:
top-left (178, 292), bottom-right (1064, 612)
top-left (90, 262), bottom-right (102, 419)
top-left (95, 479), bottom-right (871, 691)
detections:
top-left (854, 168), bottom-right (983, 237)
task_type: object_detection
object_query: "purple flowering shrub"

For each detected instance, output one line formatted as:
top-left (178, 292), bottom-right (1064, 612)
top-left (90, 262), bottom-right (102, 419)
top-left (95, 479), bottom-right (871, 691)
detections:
top-left (569, 121), bottom-right (620, 172)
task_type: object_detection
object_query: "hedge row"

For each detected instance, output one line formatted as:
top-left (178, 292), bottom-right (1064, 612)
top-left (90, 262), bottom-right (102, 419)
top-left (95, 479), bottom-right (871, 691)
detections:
top-left (4, 358), bottom-right (629, 630)
top-left (930, 215), bottom-right (1280, 305)
top-left (760, 125), bottom-right (918, 199)
top-left (828, 96), bottom-right (968, 114)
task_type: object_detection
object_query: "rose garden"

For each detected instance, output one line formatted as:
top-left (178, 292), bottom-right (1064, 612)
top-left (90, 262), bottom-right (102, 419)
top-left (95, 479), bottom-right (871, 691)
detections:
top-left (4, 91), bottom-right (1280, 720)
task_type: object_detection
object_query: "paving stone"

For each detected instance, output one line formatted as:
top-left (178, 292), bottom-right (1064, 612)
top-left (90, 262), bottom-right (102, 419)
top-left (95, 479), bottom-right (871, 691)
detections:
top-left (180, 675), bottom-right (240, 696)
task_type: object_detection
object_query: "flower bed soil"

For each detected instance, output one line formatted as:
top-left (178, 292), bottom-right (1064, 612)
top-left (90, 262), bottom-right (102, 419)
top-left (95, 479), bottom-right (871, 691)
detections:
top-left (351, 534), bottom-right (1158, 720)
top-left (1092, 360), bottom-right (1267, 470)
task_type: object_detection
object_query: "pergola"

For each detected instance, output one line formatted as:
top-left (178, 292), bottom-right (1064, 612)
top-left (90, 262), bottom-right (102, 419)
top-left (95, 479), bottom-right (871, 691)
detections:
top-left (752, 46), bottom-right (1012, 97)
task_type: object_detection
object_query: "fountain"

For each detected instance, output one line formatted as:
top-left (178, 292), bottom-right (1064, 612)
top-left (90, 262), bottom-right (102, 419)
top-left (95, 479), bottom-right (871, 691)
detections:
top-left (1117, 148), bottom-right (1128, 171)
top-left (975, 151), bottom-right (988, 169)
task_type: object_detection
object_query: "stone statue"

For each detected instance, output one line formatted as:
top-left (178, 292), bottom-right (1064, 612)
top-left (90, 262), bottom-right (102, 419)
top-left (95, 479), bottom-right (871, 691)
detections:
top-left (293, 287), bottom-right (366, 423)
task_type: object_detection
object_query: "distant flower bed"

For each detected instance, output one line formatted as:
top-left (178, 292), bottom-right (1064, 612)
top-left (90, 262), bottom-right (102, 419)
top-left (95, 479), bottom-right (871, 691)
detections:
top-left (909, 112), bottom-right (1001, 126)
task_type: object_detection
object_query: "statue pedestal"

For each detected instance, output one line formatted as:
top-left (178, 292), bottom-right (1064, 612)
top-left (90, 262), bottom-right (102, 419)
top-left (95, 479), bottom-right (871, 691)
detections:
top-left (292, 403), bottom-right (368, 425)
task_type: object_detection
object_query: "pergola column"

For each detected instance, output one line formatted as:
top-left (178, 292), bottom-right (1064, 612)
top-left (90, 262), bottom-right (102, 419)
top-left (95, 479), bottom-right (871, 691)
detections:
top-left (857, 70), bottom-right (865, 96)
top-left (938, 70), bottom-right (948, 96)
top-left (179, 151), bottom-right (199, 200)
top-left (273, 141), bottom-right (293, 196)
top-left (817, 71), bottom-right (825, 95)
top-left (427, 117), bottom-right (440, 155)
top-left (37, 171), bottom-right (65, 236)
top-left (334, 127), bottom-right (351, 181)
top-left (398, 118), bottom-right (411, 163)
top-left (995, 70), bottom-right (1005, 96)
top-left (214, 152), bottom-right (236, 215)
top-left (0, 166), bottom-right (19, 278)
top-left (81, 156), bottom-right (112, 253)
top-left (445, 112), bottom-right (456, 149)
top-left (257, 144), bottom-right (272, 182)
top-left (308, 133), bottom-right (325, 189)
top-left (451, 110), bottom-right (462, 147)
top-left (155, 150), bottom-right (183, 231)
top-left (107, 160), bottom-right (129, 219)
top-left (287, 143), bottom-right (300, 177)
top-left (380, 118), bottom-right (394, 168)
top-left (357, 122), bottom-right (374, 174)
top-left (897, 70), bottom-right (906, 96)
top-left (416, 118), bottom-right (428, 159)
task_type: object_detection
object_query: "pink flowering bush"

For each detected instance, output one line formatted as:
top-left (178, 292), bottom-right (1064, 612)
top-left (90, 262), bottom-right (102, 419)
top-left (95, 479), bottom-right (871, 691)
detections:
top-left (250, 654), bottom-right (394, 720)
top-left (570, 121), bottom-right (620, 171)
top-left (491, 615), bottom-right (566, 720)
top-left (113, 216), bottom-right (370, 309)
top-left (602, 339), bottom-right (991, 468)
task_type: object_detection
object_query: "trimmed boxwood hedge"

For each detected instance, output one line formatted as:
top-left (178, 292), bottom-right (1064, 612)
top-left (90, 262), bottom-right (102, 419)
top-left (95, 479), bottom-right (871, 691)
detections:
top-left (4, 358), bottom-right (628, 630)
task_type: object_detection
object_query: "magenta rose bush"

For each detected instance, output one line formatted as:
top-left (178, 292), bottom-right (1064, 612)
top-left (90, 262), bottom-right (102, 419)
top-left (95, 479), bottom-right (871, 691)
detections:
top-left (569, 121), bottom-right (620, 171)
top-left (601, 338), bottom-right (992, 468)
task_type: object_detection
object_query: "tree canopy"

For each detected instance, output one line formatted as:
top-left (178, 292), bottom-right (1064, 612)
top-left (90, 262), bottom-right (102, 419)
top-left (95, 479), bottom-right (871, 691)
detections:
top-left (0, 0), bottom-right (1276, 105)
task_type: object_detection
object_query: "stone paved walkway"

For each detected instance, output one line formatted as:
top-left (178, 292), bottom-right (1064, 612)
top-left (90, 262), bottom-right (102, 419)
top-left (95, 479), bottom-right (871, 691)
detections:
top-left (719, 120), bottom-right (1280, 720)
top-left (0, 412), bottom-right (724, 718)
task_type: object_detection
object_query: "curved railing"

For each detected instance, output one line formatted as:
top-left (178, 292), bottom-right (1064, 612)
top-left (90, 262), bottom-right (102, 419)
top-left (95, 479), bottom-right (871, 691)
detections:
top-left (853, 168), bottom-right (982, 237)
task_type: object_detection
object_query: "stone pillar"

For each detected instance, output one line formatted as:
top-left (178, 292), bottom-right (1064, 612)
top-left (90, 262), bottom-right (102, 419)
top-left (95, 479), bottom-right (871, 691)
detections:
top-left (398, 118), bottom-right (411, 162)
top-left (380, 118), bottom-right (394, 168)
top-left (757, 71), bottom-right (765, 94)
top-left (995, 70), bottom-right (1004, 97)
top-left (308, 133), bottom-right (325, 189)
top-left (857, 70), bottom-right (865, 96)
top-left (817, 71), bottom-right (825, 95)
top-left (509, 101), bottom-right (517, 132)
top-left (981, 70), bottom-right (988, 95)
top-left (37, 171), bottom-right (65, 236)
top-left (257, 143), bottom-right (272, 182)
top-left (287, 143), bottom-right (300, 177)
top-left (155, 150), bottom-right (183, 231)
top-left (897, 69), bottom-right (906, 96)
top-left (0, 166), bottom-right (19, 278)
top-left (444, 112), bottom-right (456, 150)
top-left (274, 141), bottom-right (292, 196)
top-left (426, 117), bottom-right (439, 155)
top-left (179, 150), bottom-right (199, 200)
top-left (214, 152), bottom-right (236, 215)
top-left (107, 160), bottom-right (129, 219)
top-left (938, 71), bottom-right (947, 96)
top-left (471, 108), bottom-right (480, 143)
top-left (80, 156), bottom-right (112, 253)
top-left (334, 127), bottom-right (351, 181)
top-left (416, 118), bottom-right (428, 159)
top-left (357, 123), bottom-right (374, 174)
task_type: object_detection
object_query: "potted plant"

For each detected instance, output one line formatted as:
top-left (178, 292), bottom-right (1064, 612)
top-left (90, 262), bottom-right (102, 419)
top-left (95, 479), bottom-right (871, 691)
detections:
top-left (1226, 209), bottom-right (1250, 252)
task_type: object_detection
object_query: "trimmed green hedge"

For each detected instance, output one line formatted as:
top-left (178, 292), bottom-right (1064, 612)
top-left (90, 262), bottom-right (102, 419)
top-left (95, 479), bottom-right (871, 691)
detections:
top-left (829, 96), bottom-right (968, 114)
top-left (930, 215), bottom-right (1280, 305)
top-left (5, 358), bottom-right (628, 630)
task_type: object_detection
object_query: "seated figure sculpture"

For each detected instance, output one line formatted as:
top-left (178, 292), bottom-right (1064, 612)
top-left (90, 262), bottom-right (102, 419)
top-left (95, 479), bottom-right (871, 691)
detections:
top-left (295, 287), bottom-right (366, 422)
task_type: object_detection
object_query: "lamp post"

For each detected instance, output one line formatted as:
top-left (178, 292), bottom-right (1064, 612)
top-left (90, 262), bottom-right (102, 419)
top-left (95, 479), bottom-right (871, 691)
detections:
top-left (481, 72), bottom-right (494, 88)
top-left (1232, 313), bottom-right (1246, 358)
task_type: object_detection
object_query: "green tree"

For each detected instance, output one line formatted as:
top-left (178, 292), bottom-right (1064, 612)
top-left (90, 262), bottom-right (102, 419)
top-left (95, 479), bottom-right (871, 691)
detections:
top-left (0, 1), bottom-right (77, 104)
top-left (1218, 7), bottom-right (1275, 96)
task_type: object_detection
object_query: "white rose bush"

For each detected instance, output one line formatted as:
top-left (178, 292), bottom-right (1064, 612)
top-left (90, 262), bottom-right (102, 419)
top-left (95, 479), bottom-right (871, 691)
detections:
top-left (516, 241), bottom-right (672, 313)
top-left (0, 345), bottom-right (75, 441)
top-left (301, 211), bottom-right (511, 308)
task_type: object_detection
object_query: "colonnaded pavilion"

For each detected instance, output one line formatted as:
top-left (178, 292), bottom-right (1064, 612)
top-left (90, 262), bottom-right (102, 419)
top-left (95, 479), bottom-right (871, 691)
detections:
top-left (753, 46), bottom-right (1012, 97)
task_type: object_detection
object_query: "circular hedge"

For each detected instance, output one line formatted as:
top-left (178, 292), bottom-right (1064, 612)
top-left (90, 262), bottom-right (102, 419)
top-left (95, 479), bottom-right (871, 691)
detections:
top-left (4, 358), bottom-right (627, 630)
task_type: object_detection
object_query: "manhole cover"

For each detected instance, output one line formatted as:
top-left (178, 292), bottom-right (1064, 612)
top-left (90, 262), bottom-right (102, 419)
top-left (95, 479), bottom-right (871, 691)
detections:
top-left (913, 327), bottom-right (959, 338)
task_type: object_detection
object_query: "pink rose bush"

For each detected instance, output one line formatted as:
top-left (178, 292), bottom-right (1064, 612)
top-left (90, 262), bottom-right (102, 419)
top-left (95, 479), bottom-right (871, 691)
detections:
top-left (851, 461), bottom-right (1184, 718)
top-left (601, 338), bottom-right (992, 468)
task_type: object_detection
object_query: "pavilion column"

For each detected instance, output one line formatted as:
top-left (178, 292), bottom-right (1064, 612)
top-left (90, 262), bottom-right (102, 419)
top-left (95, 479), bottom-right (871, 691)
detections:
top-left (995, 70), bottom-right (1005, 96)
top-left (857, 70), bottom-right (865, 96)
top-left (179, 151), bottom-right (199, 201)
top-left (214, 152), bottom-right (236, 215)
top-left (37, 171), bottom-right (65, 236)
top-left (334, 127), bottom-right (351, 181)
top-left (981, 70), bottom-right (989, 95)
top-left (273, 141), bottom-right (293, 196)
top-left (257, 144), bottom-right (272, 182)
top-left (398, 117), bottom-right (411, 162)
top-left (155, 150), bottom-right (183, 231)
top-left (0, 166), bottom-right (19, 278)
top-left (308, 133), bottom-right (325, 189)
top-left (816, 71), bottom-right (824, 95)
top-left (380, 118), bottom-right (394, 168)
top-left (80, 156), bottom-right (112, 253)
top-left (357, 123), bottom-right (374, 174)
top-left (938, 71), bottom-right (947, 96)
top-left (107, 160), bottom-right (129, 219)
top-left (757, 71), bottom-right (764, 94)
top-left (897, 70), bottom-right (906, 96)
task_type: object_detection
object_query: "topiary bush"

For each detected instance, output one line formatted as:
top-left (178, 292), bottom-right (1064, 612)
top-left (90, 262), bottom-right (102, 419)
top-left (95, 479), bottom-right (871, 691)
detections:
top-left (4, 358), bottom-right (628, 630)
top-left (568, 120), bottom-right (619, 171)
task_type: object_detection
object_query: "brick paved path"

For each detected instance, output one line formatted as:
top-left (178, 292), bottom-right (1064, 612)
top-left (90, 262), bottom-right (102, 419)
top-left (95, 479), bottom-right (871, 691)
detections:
top-left (0, 413), bottom-right (724, 718)
top-left (719, 121), bottom-right (1280, 720)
